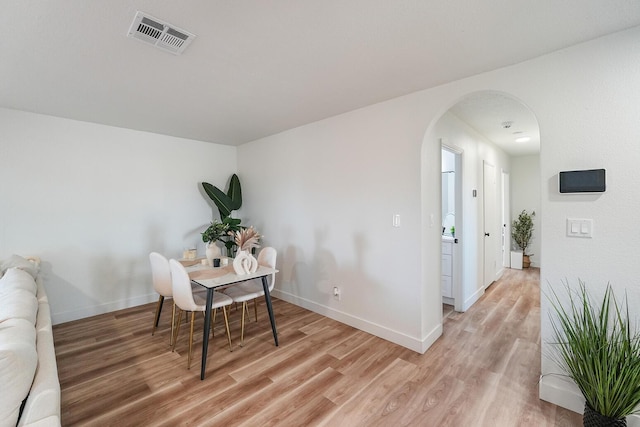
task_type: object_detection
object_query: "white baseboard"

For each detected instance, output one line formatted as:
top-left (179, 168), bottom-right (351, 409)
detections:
top-left (539, 375), bottom-right (584, 414)
top-left (539, 375), bottom-right (640, 426)
top-left (271, 289), bottom-right (440, 354)
top-left (461, 286), bottom-right (484, 311)
top-left (52, 293), bottom-right (158, 325)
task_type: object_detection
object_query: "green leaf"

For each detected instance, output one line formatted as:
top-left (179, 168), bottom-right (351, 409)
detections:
top-left (202, 175), bottom-right (243, 220)
top-left (202, 182), bottom-right (233, 219)
top-left (227, 174), bottom-right (242, 211)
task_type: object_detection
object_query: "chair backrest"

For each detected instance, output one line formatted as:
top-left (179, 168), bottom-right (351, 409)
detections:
top-left (257, 247), bottom-right (277, 291)
top-left (169, 259), bottom-right (202, 312)
top-left (149, 252), bottom-right (172, 297)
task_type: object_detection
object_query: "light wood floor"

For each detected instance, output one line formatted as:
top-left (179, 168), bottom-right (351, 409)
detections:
top-left (54, 267), bottom-right (581, 426)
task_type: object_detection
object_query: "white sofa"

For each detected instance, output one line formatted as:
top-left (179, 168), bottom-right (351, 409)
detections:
top-left (0, 255), bottom-right (61, 427)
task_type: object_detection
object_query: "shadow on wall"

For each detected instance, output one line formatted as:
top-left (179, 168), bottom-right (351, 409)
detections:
top-left (44, 252), bottom-right (155, 324)
top-left (277, 227), bottom-right (387, 312)
top-left (41, 261), bottom-right (101, 324)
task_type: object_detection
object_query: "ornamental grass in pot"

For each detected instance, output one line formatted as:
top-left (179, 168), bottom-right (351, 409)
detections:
top-left (547, 281), bottom-right (640, 426)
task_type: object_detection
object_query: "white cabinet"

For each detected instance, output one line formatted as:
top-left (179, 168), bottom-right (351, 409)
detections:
top-left (441, 240), bottom-right (453, 298)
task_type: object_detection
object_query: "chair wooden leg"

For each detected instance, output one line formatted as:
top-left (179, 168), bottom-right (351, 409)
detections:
top-left (152, 295), bottom-right (164, 335)
top-left (222, 307), bottom-right (232, 352)
top-left (253, 298), bottom-right (258, 322)
top-left (187, 311), bottom-right (195, 369)
top-left (172, 308), bottom-right (184, 352)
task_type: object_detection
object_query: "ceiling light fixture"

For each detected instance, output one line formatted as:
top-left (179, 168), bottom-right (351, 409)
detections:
top-left (501, 121), bottom-right (513, 129)
top-left (515, 136), bottom-right (531, 143)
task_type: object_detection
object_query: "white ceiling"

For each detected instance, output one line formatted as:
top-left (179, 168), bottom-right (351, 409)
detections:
top-left (2, 1), bottom-right (640, 150)
top-left (449, 92), bottom-right (540, 156)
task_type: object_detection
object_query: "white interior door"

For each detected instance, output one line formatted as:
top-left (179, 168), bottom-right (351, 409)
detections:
top-left (483, 161), bottom-right (497, 288)
top-left (501, 170), bottom-right (510, 269)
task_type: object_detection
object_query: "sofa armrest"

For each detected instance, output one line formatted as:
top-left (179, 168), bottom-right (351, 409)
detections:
top-left (18, 283), bottom-right (61, 427)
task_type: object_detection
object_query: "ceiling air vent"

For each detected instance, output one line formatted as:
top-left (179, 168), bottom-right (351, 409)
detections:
top-left (127, 11), bottom-right (195, 55)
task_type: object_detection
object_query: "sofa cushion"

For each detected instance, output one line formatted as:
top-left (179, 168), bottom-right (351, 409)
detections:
top-left (1, 254), bottom-right (39, 279)
top-left (0, 318), bottom-right (38, 427)
top-left (17, 325), bottom-right (61, 426)
top-left (0, 269), bottom-right (38, 324)
top-left (0, 267), bottom-right (37, 296)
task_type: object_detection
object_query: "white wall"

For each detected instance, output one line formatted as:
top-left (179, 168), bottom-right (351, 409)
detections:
top-left (510, 155), bottom-right (541, 267)
top-left (0, 108), bottom-right (237, 323)
top-left (238, 26), bottom-right (640, 418)
top-left (237, 100), bottom-right (434, 351)
top-left (434, 112), bottom-right (511, 310)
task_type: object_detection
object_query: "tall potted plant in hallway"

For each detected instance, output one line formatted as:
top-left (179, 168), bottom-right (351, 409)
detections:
top-left (511, 210), bottom-right (535, 268)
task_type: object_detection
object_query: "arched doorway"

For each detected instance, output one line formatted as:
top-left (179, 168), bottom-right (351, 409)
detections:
top-left (423, 90), bottom-right (540, 322)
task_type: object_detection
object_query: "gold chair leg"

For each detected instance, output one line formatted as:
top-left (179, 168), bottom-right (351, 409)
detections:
top-left (240, 302), bottom-right (247, 347)
top-left (187, 312), bottom-right (195, 369)
top-left (152, 295), bottom-right (164, 335)
top-left (212, 308), bottom-right (217, 338)
top-left (222, 307), bottom-right (232, 352)
top-left (169, 302), bottom-right (176, 347)
top-left (172, 308), bottom-right (183, 352)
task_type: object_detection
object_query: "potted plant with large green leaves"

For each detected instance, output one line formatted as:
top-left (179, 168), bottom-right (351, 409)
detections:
top-left (547, 281), bottom-right (640, 426)
top-left (201, 217), bottom-right (242, 259)
top-left (202, 174), bottom-right (243, 256)
top-left (511, 209), bottom-right (535, 268)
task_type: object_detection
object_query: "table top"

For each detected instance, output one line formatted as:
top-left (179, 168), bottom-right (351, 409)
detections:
top-left (184, 262), bottom-right (278, 289)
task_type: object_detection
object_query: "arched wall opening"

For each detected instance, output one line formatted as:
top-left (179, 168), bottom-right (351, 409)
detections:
top-left (420, 89), bottom-right (541, 349)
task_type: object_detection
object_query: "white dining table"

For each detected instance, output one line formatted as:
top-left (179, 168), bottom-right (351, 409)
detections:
top-left (183, 261), bottom-right (279, 380)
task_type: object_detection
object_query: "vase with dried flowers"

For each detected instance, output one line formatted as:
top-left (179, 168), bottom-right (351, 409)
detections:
top-left (232, 227), bottom-right (261, 275)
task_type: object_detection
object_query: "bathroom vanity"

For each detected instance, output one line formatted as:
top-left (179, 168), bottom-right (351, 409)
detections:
top-left (442, 236), bottom-right (455, 305)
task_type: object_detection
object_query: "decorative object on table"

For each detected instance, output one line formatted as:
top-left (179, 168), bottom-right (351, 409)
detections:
top-left (205, 243), bottom-right (221, 265)
top-left (511, 209), bottom-right (535, 268)
top-left (234, 226), bottom-right (261, 252)
top-left (201, 217), bottom-right (242, 258)
top-left (213, 258), bottom-right (220, 268)
top-left (182, 247), bottom-right (197, 260)
top-left (233, 250), bottom-right (257, 275)
top-left (231, 227), bottom-right (261, 275)
top-left (547, 281), bottom-right (640, 426)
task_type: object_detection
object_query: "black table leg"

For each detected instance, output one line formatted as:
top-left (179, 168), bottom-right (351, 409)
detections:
top-left (201, 288), bottom-right (213, 380)
top-left (262, 276), bottom-right (278, 346)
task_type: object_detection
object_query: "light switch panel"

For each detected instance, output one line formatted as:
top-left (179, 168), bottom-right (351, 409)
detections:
top-left (567, 218), bottom-right (593, 238)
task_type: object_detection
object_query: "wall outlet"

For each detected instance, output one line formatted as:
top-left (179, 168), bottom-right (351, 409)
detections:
top-left (333, 286), bottom-right (340, 300)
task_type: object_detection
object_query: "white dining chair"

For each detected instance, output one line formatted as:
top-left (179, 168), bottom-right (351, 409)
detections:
top-left (169, 259), bottom-right (233, 369)
top-left (149, 252), bottom-right (175, 345)
top-left (223, 247), bottom-right (277, 346)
